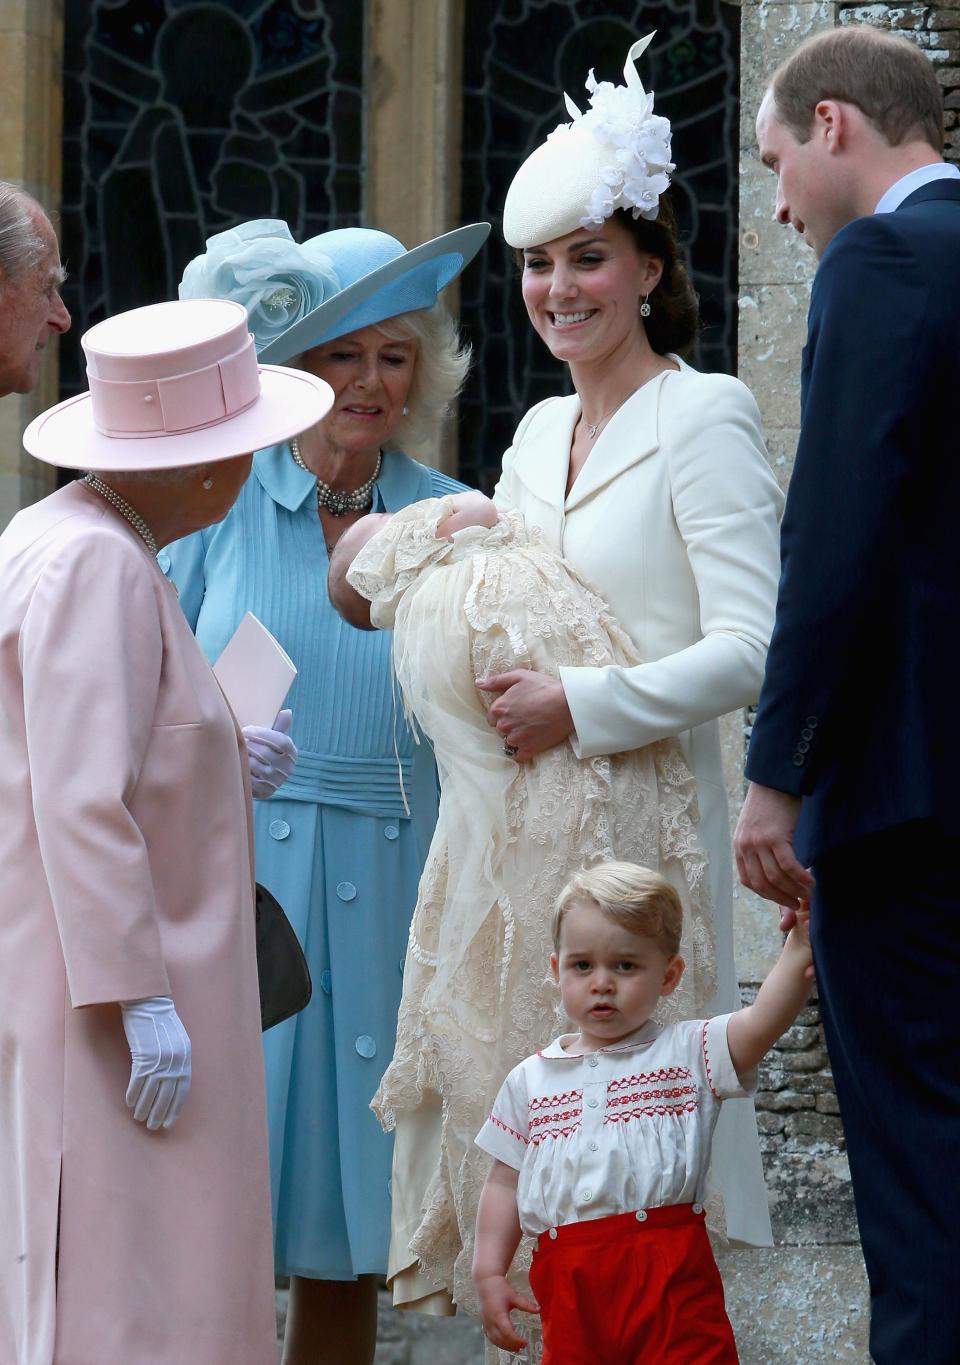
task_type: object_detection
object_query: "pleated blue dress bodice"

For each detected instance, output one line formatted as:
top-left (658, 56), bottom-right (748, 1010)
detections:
top-left (163, 442), bottom-right (464, 1278)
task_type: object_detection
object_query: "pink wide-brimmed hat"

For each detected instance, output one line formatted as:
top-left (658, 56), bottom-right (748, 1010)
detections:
top-left (23, 298), bottom-right (334, 471)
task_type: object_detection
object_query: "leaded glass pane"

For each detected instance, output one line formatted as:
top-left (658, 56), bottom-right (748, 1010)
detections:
top-left (60, 0), bottom-right (363, 401)
top-left (458, 1), bottom-right (740, 492)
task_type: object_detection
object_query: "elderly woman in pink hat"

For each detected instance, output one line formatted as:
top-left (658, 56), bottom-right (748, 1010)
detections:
top-left (0, 298), bottom-right (331, 1365)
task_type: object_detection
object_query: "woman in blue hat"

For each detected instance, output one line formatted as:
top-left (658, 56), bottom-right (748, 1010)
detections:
top-left (166, 218), bottom-right (488, 1364)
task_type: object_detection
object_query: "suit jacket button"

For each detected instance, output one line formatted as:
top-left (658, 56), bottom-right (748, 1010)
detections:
top-left (797, 740), bottom-right (810, 753)
top-left (805, 716), bottom-right (818, 727)
top-left (793, 754), bottom-right (805, 766)
top-left (801, 727), bottom-right (814, 741)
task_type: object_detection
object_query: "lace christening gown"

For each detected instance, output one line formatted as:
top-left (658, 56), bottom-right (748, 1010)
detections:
top-left (348, 498), bottom-right (719, 1354)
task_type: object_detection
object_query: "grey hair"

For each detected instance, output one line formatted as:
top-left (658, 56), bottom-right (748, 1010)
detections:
top-left (0, 182), bottom-right (46, 280)
top-left (376, 302), bottom-right (471, 452)
top-left (87, 464), bottom-right (206, 487)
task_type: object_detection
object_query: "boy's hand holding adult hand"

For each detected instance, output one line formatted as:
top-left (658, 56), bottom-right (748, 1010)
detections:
top-left (476, 1273), bottom-right (540, 1354)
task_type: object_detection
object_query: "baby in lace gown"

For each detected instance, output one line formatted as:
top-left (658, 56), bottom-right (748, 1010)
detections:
top-left (329, 493), bottom-right (717, 1353)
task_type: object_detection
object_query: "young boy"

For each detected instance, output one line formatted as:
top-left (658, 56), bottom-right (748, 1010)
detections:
top-left (473, 860), bottom-right (812, 1362)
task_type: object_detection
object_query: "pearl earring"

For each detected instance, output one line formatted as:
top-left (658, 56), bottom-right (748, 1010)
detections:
top-left (402, 404), bottom-right (409, 416)
top-left (640, 295), bottom-right (652, 319)
top-left (202, 477), bottom-right (214, 490)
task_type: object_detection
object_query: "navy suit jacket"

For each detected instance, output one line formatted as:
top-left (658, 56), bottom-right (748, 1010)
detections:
top-left (745, 179), bottom-right (960, 865)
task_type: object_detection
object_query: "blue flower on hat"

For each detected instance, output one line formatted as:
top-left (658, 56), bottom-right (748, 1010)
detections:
top-left (179, 220), bottom-right (340, 354)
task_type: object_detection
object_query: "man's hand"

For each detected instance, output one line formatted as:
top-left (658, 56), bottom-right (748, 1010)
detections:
top-left (475, 669), bottom-right (574, 763)
top-left (734, 781), bottom-right (815, 906)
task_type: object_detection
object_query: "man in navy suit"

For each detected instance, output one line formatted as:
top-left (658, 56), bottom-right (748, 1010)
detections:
top-left (735, 25), bottom-right (960, 1364)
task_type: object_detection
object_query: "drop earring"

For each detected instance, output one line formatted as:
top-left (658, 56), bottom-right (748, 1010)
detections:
top-left (202, 477), bottom-right (214, 490)
top-left (640, 294), bottom-right (652, 319)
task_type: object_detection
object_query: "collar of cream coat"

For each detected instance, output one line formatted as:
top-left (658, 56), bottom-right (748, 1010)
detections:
top-left (513, 354), bottom-right (689, 511)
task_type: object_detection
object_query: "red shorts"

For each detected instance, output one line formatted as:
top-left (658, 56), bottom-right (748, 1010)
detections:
top-left (529, 1203), bottom-right (739, 1365)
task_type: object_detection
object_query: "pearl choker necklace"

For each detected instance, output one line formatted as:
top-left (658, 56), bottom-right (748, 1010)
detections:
top-left (83, 473), bottom-right (158, 556)
top-left (290, 437), bottom-right (382, 516)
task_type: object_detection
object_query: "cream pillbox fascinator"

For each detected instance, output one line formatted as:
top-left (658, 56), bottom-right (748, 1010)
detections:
top-left (502, 32), bottom-right (674, 249)
top-left (179, 219), bottom-right (490, 365)
top-left (23, 298), bottom-right (334, 471)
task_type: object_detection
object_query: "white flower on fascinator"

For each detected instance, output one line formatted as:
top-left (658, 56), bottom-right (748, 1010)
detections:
top-left (562, 33), bottom-right (674, 227)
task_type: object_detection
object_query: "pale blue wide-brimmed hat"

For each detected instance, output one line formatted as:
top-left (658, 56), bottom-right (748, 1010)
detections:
top-left (179, 219), bottom-right (490, 366)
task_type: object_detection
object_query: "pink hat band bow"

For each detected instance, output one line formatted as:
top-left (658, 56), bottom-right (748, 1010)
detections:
top-left (85, 313), bottom-right (261, 438)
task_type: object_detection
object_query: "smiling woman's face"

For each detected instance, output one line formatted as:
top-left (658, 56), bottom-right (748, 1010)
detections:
top-left (298, 323), bottom-right (417, 461)
top-left (520, 217), bottom-right (662, 367)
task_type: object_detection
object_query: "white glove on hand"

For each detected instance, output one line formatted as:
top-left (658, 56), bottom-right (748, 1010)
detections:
top-left (243, 708), bottom-right (297, 799)
top-left (120, 996), bottom-right (192, 1131)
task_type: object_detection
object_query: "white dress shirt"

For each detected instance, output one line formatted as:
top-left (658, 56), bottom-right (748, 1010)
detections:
top-left (475, 1015), bottom-right (755, 1236)
top-left (875, 161), bottom-right (960, 214)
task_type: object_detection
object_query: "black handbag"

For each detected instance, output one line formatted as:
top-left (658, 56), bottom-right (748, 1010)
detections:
top-left (255, 882), bottom-right (312, 1031)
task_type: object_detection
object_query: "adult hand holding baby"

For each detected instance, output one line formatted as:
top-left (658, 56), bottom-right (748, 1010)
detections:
top-left (476, 669), bottom-right (575, 763)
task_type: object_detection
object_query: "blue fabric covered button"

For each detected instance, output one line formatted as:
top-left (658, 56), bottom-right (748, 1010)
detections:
top-left (384, 824), bottom-right (399, 841)
top-left (355, 1034), bottom-right (377, 1059)
top-left (336, 881), bottom-right (357, 901)
top-left (320, 970), bottom-right (332, 996)
top-left (269, 819), bottom-right (291, 840)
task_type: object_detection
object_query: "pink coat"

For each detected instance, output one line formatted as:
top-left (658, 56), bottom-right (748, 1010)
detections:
top-left (0, 482), bottom-right (276, 1365)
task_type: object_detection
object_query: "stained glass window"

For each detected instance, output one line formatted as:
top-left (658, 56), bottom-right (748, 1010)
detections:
top-left (458, 1), bottom-right (740, 491)
top-left (60, 0), bottom-right (363, 401)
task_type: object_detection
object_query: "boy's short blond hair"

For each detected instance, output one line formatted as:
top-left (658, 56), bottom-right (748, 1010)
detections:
top-left (552, 861), bottom-right (683, 957)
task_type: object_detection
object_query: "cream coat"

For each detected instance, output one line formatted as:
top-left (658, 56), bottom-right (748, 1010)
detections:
top-left (493, 361), bottom-right (784, 1245)
top-left (0, 483), bottom-right (275, 1365)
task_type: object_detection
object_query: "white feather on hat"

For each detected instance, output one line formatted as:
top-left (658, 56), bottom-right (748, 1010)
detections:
top-left (502, 33), bottom-right (675, 249)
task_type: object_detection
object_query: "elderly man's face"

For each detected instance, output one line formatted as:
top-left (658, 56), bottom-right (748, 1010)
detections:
top-left (0, 206), bottom-right (71, 396)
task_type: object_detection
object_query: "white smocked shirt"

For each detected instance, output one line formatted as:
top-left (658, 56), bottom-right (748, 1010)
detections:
top-left (475, 1016), bottom-right (755, 1236)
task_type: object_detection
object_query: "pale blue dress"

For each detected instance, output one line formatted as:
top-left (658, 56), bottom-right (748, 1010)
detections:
top-left (162, 442), bottom-right (463, 1279)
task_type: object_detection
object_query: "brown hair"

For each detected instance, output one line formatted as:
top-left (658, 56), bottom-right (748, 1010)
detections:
top-left (613, 199), bottom-right (699, 356)
top-left (771, 26), bottom-right (943, 153)
top-left (552, 861), bottom-right (683, 957)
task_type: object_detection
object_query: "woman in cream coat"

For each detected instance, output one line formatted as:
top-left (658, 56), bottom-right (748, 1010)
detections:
top-left (0, 298), bottom-right (331, 1365)
top-left (479, 37), bottom-right (784, 1251)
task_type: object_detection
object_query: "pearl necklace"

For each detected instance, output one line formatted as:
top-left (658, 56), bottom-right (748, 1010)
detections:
top-left (290, 437), bottom-right (382, 517)
top-left (82, 473), bottom-right (158, 556)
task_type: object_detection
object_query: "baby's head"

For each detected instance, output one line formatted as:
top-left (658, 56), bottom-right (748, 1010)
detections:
top-left (327, 512), bottom-right (393, 629)
top-left (551, 861), bottom-right (685, 1045)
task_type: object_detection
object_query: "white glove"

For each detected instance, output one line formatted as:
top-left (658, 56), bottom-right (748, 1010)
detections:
top-left (120, 996), bottom-right (192, 1131)
top-left (243, 708), bottom-right (297, 799)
